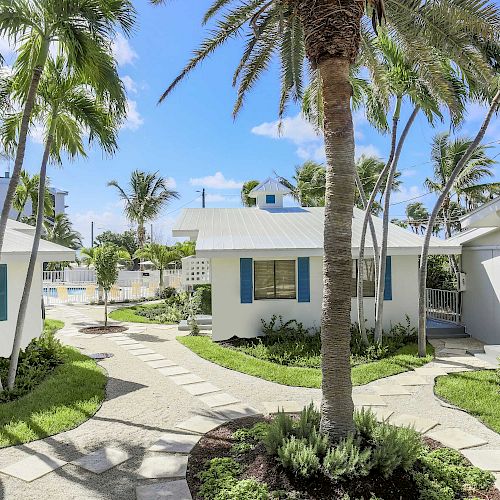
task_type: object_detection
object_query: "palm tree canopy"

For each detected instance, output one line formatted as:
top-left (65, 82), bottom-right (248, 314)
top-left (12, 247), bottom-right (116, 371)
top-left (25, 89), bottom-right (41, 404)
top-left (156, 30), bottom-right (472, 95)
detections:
top-left (134, 243), bottom-right (179, 270)
top-left (43, 213), bottom-right (82, 249)
top-left (241, 180), bottom-right (259, 207)
top-left (278, 161), bottom-right (326, 207)
top-left (13, 169), bottom-right (53, 219)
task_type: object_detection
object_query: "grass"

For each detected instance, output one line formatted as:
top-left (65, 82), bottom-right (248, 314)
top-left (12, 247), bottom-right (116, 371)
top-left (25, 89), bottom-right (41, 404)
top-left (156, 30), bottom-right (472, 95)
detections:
top-left (109, 303), bottom-right (170, 324)
top-left (0, 320), bottom-right (107, 448)
top-left (177, 336), bottom-right (434, 387)
top-left (435, 369), bottom-right (500, 433)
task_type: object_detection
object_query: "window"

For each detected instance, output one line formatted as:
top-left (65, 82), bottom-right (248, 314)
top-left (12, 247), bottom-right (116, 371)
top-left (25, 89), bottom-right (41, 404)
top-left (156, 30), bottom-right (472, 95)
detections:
top-left (254, 260), bottom-right (296, 299)
top-left (351, 259), bottom-right (376, 297)
top-left (266, 194), bottom-right (276, 204)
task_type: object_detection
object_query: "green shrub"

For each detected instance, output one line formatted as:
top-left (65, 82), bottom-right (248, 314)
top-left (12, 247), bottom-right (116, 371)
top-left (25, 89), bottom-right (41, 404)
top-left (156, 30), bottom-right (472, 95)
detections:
top-left (198, 458), bottom-right (241, 500)
top-left (295, 403), bottom-right (320, 439)
top-left (214, 479), bottom-right (270, 500)
top-left (233, 422), bottom-right (270, 443)
top-left (194, 284), bottom-right (212, 314)
top-left (277, 436), bottom-right (321, 478)
top-left (323, 434), bottom-right (372, 480)
top-left (353, 407), bottom-right (379, 440)
top-left (263, 411), bottom-right (294, 455)
top-left (156, 286), bottom-right (177, 299)
top-left (413, 471), bottom-right (455, 500)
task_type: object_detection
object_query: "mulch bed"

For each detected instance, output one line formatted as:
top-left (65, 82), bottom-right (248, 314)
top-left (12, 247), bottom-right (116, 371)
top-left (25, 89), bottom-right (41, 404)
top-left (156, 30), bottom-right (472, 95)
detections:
top-left (79, 326), bottom-right (128, 334)
top-left (187, 416), bottom-right (500, 500)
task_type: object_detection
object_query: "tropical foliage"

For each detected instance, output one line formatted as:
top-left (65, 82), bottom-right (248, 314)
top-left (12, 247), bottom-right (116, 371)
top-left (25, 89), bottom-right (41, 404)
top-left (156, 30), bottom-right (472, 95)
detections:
top-left (134, 243), bottom-right (178, 290)
top-left (43, 214), bottom-right (82, 249)
top-left (13, 170), bottom-right (53, 220)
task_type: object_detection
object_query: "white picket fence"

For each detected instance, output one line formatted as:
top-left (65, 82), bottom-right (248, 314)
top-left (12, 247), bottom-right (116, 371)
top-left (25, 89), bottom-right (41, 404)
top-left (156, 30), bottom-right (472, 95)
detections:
top-left (425, 288), bottom-right (461, 323)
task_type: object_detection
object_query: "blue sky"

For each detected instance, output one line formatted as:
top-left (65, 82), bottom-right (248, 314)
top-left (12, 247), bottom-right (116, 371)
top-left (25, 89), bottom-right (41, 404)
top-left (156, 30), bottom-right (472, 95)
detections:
top-left (1, 0), bottom-right (499, 246)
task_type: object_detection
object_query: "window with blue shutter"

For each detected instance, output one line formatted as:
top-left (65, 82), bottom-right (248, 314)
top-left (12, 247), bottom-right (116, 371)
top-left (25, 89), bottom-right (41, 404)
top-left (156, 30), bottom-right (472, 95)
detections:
top-left (384, 256), bottom-right (392, 301)
top-left (0, 264), bottom-right (7, 321)
top-left (240, 258), bottom-right (253, 303)
top-left (266, 194), bottom-right (275, 204)
top-left (297, 257), bottom-right (310, 303)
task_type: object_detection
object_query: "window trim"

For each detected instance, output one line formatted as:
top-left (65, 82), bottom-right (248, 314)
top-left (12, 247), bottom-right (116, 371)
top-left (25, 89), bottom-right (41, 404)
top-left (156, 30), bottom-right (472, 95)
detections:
top-left (265, 194), bottom-right (276, 204)
top-left (254, 259), bottom-right (296, 300)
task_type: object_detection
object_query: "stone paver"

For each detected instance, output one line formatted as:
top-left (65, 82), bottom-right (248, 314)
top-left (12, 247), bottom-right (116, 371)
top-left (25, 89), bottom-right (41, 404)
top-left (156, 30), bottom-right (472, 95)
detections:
top-left (438, 348), bottom-right (467, 356)
top-left (137, 353), bottom-right (165, 362)
top-left (198, 392), bottom-right (240, 408)
top-left (214, 404), bottom-right (262, 420)
top-left (261, 400), bottom-right (306, 414)
top-left (137, 454), bottom-right (189, 479)
top-left (157, 366), bottom-right (191, 377)
top-left (176, 415), bottom-right (227, 434)
top-left (389, 414), bottom-right (439, 433)
top-left (373, 385), bottom-right (411, 396)
top-left (148, 433), bottom-right (201, 453)
top-left (426, 428), bottom-right (488, 450)
top-left (352, 394), bottom-right (387, 407)
top-left (183, 382), bottom-right (220, 396)
top-left (357, 407), bottom-right (394, 422)
top-left (393, 374), bottom-right (430, 386)
top-left (0, 454), bottom-right (67, 482)
top-left (130, 348), bottom-right (156, 356)
top-left (71, 447), bottom-right (130, 474)
top-left (147, 359), bottom-right (177, 368)
top-left (170, 374), bottom-right (205, 385)
top-left (413, 367), bottom-right (451, 377)
top-left (462, 449), bottom-right (500, 471)
top-left (136, 479), bottom-right (193, 500)
top-left (123, 343), bottom-right (146, 350)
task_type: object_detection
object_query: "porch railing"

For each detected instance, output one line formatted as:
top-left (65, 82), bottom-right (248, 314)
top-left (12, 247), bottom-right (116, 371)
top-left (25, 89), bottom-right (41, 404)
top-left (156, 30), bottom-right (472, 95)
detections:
top-left (425, 288), bottom-right (461, 323)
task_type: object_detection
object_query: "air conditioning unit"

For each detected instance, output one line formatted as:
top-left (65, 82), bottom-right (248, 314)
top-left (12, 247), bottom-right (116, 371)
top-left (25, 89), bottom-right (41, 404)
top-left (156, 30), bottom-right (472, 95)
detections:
top-left (458, 273), bottom-right (467, 291)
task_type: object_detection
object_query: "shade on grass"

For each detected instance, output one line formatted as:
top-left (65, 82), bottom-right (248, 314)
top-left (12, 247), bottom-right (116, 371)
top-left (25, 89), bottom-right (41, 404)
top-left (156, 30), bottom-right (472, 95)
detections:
top-left (435, 370), bottom-right (500, 433)
top-left (177, 336), bottom-right (433, 387)
top-left (109, 303), bottom-right (173, 324)
top-left (0, 321), bottom-right (107, 448)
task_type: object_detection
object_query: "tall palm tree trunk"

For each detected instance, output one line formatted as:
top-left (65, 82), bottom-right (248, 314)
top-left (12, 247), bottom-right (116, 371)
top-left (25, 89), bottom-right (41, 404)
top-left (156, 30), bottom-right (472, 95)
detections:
top-left (104, 290), bottom-right (108, 327)
top-left (374, 105), bottom-right (420, 342)
top-left (0, 42), bottom-right (49, 257)
top-left (319, 56), bottom-right (356, 441)
top-left (7, 127), bottom-right (54, 389)
top-left (418, 89), bottom-right (500, 357)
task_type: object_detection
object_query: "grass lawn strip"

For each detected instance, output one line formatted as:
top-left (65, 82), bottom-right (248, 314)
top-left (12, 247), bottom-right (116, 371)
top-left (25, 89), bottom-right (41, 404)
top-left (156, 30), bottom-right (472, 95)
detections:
top-left (177, 336), bottom-right (434, 387)
top-left (435, 369), bottom-right (500, 434)
top-left (109, 303), bottom-right (172, 324)
top-left (0, 321), bottom-right (107, 448)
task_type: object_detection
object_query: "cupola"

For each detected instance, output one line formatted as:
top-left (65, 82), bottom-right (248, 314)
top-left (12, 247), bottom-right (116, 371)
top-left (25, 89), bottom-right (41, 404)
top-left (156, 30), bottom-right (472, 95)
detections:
top-left (248, 177), bottom-right (290, 209)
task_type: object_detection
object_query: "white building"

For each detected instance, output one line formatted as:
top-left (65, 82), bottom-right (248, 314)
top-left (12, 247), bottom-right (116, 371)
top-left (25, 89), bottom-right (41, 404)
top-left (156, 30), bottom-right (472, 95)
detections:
top-left (0, 171), bottom-right (68, 220)
top-left (0, 220), bottom-right (75, 357)
top-left (448, 197), bottom-right (500, 345)
top-left (173, 178), bottom-right (460, 341)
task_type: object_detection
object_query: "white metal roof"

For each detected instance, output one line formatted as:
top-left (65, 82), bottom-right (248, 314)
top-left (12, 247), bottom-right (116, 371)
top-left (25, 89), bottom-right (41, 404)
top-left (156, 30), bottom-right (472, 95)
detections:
top-left (447, 226), bottom-right (498, 245)
top-left (249, 177), bottom-right (291, 197)
top-left (460, 197), bottom-right (500, 229)
top-left (2, 220), bottom-right (75, 261)
top-left (172, 207), bottom-right (461, 257)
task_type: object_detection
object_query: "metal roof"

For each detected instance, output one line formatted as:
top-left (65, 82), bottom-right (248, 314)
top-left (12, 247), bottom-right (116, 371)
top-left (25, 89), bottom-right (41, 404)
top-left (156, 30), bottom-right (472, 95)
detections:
top-left (172, 207), bottom-right (461, 257)
top-left (249, 177), bottom-right (291, 197)
top-left (460, 197), bottom-right (500, 229)
top-left (2, 220), bottom-right (76, 261)
top-left (447, 226), bottom-right (498, 245)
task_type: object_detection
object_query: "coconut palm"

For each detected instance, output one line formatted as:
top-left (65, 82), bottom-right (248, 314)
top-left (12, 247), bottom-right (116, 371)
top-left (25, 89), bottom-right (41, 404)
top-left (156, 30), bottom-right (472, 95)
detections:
top-left (13, 170), bottom-right (53, 220)
top-left (278, 161), bottom-right (326, 207)
top-left (152, 0), bottom-right (500, 441)
top-left (0, 0), bottom-right (135, 257)
top-left (43, 214), bottom-right (82, 249)
top-left (5, 55), bottom-right (123, 390)
top-left (241, 180), bottom-right (259, 207)
top-left (406, 202), bottom-right (430, 234)
top-left (108, 170), bottom-right (180, 248)
top-left (134, 243), bottom-right (178, 291)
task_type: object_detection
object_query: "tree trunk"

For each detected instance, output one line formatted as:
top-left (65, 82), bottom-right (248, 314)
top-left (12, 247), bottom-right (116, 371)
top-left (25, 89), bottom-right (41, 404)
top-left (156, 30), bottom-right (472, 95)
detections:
top-left (418, 89), bottom-right (500, 357)
top-left (7, 130), bottom-right (53, 390)
top-left (374, 105), bottom-right (420, 343)
top-left (104, 290), bottom-right (108, 327)
top-left (138, 223), bottom-right (145, 248)
top-left (0, 41), bottom-right (49, 257)
top-left (318, 56), bottom-right (356, 441)
top-left (159, 268), bottom-right (164, 292)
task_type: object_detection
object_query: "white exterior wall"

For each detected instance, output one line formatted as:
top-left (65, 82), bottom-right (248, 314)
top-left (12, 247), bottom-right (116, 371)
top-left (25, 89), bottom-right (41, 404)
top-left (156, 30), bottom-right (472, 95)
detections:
top-left (211, 254), bottom-right (419, 341)
top-left (0, 255), bottom-right (43, 357)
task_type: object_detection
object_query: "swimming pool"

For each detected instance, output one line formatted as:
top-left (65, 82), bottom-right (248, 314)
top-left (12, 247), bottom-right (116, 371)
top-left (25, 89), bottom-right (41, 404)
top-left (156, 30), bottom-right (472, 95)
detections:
top-left (43, 287), bottom-right (87, 298)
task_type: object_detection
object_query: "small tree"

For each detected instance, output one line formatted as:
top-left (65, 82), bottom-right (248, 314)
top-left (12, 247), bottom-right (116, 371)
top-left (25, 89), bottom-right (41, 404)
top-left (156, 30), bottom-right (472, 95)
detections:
top-left (93, 245), bottom-right (120, 327)
top-left (134, 243), bottom-right (178, 292)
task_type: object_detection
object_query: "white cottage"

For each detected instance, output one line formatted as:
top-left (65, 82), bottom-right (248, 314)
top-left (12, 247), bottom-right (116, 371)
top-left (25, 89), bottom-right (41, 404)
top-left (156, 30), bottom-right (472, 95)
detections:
top-left (173, 179), bottom-right (460, 341)
top-left (0, 220), bottom-right (75, 357)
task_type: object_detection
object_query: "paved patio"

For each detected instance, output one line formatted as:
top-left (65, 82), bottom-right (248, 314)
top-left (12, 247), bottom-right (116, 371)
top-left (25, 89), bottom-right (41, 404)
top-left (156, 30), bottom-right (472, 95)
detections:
top-left (0, 303), bottom-right (499, 499)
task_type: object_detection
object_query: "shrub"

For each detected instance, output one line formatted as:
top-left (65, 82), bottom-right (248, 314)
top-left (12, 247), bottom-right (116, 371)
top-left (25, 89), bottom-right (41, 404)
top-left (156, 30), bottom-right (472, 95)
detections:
top-left (323, 434), bottom-right (372, 480)
top-left (194, 284), bottom-right (212, 314)
top-left (215, 479), bottom-right (270, 500)
top-left (156, 286), bottom-right (177, 299)
top-left (233, 422), bottom-right (270, 443)
top-left (198, 458), bottom-right (241, 500)
top-left (263, 411), bottom-right (294, 455)
top-left (413, 471), bottom-right (455, 500)
top-left (277, 436), bottom-right (321, 478)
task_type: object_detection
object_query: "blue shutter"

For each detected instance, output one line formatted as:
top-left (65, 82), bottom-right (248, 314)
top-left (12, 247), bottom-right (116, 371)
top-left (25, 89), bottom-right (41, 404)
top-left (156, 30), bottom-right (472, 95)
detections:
top-left (240, 258), bottom-right (253, 303)
top-left (297, 257), bottom-right (310, 303)
top-left (384, 256), bottom-right (392, 301)
top-left (0, 264), bottom-right (7, 321)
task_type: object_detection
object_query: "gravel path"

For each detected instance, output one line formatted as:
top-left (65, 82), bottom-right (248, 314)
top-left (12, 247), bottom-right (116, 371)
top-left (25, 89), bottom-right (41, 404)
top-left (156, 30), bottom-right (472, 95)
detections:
top-left (0, 303), bottom-right (498, 499)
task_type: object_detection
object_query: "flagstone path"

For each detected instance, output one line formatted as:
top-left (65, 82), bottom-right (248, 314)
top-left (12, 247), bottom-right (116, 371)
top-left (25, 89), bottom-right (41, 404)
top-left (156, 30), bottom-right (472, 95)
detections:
top-left (0, 304), bottom-right (499, 499)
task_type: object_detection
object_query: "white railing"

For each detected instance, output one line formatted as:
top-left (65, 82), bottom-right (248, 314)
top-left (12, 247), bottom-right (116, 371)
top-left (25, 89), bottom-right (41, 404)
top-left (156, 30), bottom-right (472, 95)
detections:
top-left (43, 269), bottom-right (96, 284)
top-left (425, 288), bottom-right (461, 323)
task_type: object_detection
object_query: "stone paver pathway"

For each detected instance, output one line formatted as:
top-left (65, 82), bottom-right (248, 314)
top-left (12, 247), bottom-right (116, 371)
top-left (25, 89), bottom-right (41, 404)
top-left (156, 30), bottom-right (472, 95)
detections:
top-left (2, 304), bottom-right (500, 498)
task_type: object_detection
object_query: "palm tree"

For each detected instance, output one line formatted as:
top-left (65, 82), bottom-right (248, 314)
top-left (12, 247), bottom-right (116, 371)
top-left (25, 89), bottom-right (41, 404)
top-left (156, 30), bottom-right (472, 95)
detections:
top-left (13, 170), bottom-right (53, 221)
top-left (152, 0), bottom-right (500, 441)
top-left (5, 55), bottom-right (123, 390)
top-left (241, 180), bottom-right (259, 207)
top-left (406, 202), bottom-right (430, 234)
top-left (134, 243), bottom-right (178, 291)
top-left (278, 161), bottom-right (326, 207)
top-left (108, 170), bottom-right (180, 248)
top-left (0, 0), bottom-right (135, 257)
top-left (43, 214), bottom-right (82, 249)
top-left (419, 89), bottom-right (500, 357)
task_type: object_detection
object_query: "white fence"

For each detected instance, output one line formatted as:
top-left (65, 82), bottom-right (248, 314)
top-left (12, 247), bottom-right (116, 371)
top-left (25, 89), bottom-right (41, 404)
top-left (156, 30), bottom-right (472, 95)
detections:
top-left (425, 288), bottom-right (461, 323)
top-left (43, 269), bottom-right (96, 284)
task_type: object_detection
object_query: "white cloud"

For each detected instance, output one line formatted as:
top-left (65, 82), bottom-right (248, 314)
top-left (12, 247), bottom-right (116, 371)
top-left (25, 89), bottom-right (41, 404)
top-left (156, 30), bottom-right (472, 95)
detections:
top-left (165, 177), bottom-right (177, 189)
top-left (251, 114), bottom-right (319, 145)
top-left (112, 33), bottom-right (137, 67)
top-left (121, 99), bottom-right (144, 130)
top-left (0, 36), bottom-right (17, 62)
top-left (121, 75), bottom-right (137, 94)
top-left (296, 144), bottom-right (326, 162)
top-left (355, 144), bottom-right (381, 160)
top-left (204, 193), bottom-right (240, 204)
top-left (29, 122), bottom-right (45, 145)
top-left (72, 208), bottom-right (130, 246)
top-left (390, 185), bottom-right (427, 206)
top-left (190, 171), bottom-right (243, 190)
top-left (401, 169), bottom-right (418, 178)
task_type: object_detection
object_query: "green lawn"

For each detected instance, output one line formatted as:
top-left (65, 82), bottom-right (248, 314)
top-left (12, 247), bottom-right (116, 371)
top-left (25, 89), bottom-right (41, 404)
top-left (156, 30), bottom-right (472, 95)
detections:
top-left (0, 320), bottom-right (107, 448)
top-left (109, 303), bottom-right (169, 324)
top-left (177, 336), bottom-right (434, 387)
top-left (435, 369), bottom-right (500, 433)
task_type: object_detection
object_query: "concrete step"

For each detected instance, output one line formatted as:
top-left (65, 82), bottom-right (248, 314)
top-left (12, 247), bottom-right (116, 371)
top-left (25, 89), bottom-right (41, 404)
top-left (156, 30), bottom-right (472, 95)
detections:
top-left (484, 345), bottom-right (500, 356)
top-left (472, 352), bottom-right (498, 368)
top-left (427, 318), bottom-right (467, 339)
top-left (178, 320), bottom-right (212, 332)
